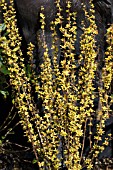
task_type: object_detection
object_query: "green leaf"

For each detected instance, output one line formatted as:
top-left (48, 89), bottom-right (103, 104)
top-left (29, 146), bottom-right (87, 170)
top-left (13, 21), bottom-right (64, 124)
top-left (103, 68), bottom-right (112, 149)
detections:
top-left (111, 94), bottom-right (113, 98)
top-left (0, 23), bottom-right (6, 31)
top-left (0, 65), bottom-right (10, 75)
top-left (0, 140), bottom-right (2, 145)
top-left (1, 136), bottom-right (5, 140)
top-left (0, 61), bottom-right (2, 68)
top-left (0, 90), bottom-right (9, 98)
top-left (32, 159), bottom-right (38, 164)
top-left (12, 99), bottom-right (15, 104)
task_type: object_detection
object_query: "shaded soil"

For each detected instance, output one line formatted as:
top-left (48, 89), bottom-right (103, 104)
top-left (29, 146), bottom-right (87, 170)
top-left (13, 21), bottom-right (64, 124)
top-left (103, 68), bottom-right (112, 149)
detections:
top-left (0, 148), bottom-right (38, 170)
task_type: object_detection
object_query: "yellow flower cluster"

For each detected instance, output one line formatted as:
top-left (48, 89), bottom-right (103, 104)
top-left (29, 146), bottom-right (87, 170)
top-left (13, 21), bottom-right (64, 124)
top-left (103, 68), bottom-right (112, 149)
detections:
top-left (103, 24), bottom-right (113, 90)
top-left (0, 1), bottom-right (43, 168)
top-left (0, 0), bottom-right (112, 169)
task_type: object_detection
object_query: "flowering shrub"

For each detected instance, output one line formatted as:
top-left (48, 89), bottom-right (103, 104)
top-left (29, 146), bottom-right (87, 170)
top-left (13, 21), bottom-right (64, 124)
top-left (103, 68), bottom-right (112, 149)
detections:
top-left (0, 0), bottom-right (113, 169)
